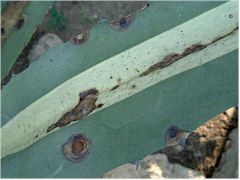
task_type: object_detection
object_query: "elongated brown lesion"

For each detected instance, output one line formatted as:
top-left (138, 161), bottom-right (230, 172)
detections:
top-left (139, 27), bottom-right (238, 77)
top-left (139, 53), bottom-right (183, 77)
top-left (47, 88), bottom-right (103, 133)
top-left (139, 43), bottom-right (207, 77)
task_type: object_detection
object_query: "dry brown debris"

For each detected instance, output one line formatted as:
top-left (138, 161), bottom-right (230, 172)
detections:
top-left (159, 107), bottom-right (238, 177)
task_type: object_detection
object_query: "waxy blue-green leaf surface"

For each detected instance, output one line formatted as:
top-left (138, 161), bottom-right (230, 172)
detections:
top-left (2, 1), bottom-right (224, 126)
top-left (2, 50), bottom-right (237, 178)
top-left (2, 1), bottom-right (237, 178)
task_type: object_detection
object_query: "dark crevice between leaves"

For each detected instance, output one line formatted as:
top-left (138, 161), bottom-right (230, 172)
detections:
top-left (1, 30), bottom-right (46, 89)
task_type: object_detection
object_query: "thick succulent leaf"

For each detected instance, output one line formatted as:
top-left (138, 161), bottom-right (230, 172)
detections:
top-left (1, 1), bottom-right (52, 79)
top-left (2, 51), bottom-right (237, 178)
top-left (1, 1), bottom-right (237, 178)
top-left (1, 1), bottom-right (224, 126)
top-left (1, 0), bottom-right (238, 158)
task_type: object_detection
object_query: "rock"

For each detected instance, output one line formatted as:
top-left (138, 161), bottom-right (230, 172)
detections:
top-left (28, 33), bottom-right (63, 61)
top-left (102, 107), bottom-right (238, 178)
top-left (102, 154), bottom-right (205, 178)
top-left (103, 164), bottom-right (141, 178)
top-left (138, 154), bottom-right (205, 178)
top-left (212, 128), bottom-right (238, 178)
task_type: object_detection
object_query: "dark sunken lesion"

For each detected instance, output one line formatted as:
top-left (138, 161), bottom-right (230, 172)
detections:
top-left (14, 15), bottom-right (25, 30)
top-left (62, 134), bottom-right (91, 162)
top-left (71, 31), bottom-right (89, 45)
top-left (110, 84), bottom-right (120, 91)
top-left (47, 88), bottom-right (101, 133)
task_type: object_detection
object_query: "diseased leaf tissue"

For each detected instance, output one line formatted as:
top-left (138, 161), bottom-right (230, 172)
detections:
top-left (47, 89), bottom-right (103, 132)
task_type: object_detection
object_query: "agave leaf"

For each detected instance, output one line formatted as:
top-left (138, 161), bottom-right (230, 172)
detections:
top-left (1, 1), bottom-right (237, 178)
top-left (1, 1), bottom-right (224, 126)
top-left (2, 0), bottom-right (237, 159)
top-left (2, 51), bottom-right (237, 178)
top-left (1, 1), bottom-right (52, 80)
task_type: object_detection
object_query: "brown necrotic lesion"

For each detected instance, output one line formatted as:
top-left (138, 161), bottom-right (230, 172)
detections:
top-left (139, 53), bottom-right (183, 77)
top-left (47, 88), bottom-right (102, 133)
top-left (62, 133), bottom-right (91, 162)
top-left (139, 27), bottom-right (238, 77)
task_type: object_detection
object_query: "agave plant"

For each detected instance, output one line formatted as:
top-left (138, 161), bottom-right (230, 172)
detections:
top-left (1, 1), bottom-right (238, 178)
